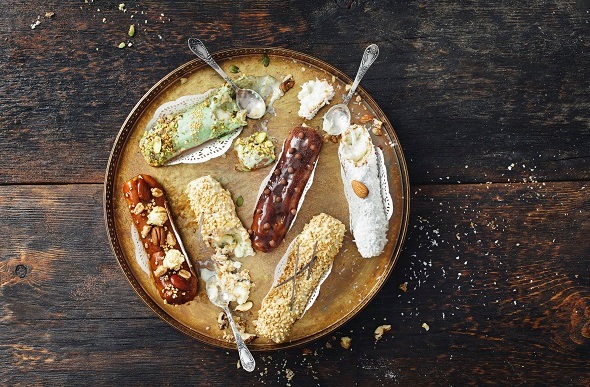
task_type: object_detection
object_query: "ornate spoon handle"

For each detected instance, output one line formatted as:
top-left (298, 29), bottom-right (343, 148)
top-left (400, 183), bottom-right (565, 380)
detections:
top-left (342, 44), bottom-right (379, 105)
top-left (224, 305), bottom-right (256, 372)
top-left (188, 38), bottom-right (239, 91)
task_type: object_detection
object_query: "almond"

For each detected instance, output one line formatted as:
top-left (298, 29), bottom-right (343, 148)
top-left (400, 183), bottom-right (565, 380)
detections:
top-left (351, 180), bottom-right (369, 198)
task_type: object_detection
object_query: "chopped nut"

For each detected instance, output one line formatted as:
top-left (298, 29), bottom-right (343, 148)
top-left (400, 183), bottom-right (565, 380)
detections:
top-left (154, 265), bottom-right (167, 277)
top-left (399, 282), bottom-right (408, 292)
top-left (240, 332), bottom-right (257, 343)
top-left (371, 118), bottom-right (383, 136)
top-left (180, 77), bottom-right (188, 85)
top-left (359, 114), bottom-right (374, 124)
top-left (235, 301), bottom-right (253, 312)
top-left (374, 325), bottom-right (392, 341)
top-left (151, 226), bottom-right (165, 246)
top-left (150, 187), bottom-right (163, 197)
top-left (132, 202), bottom-right (145, 215)
top-left (345, 84), bottom-right (352, 92)
top-left (118, 42), bottom-right (126, 49)
top-left (44, 12), bottom-right (55, 18)
top-left (355, 95), bottom-right (362, 102)
top-left (340, 336), bottom-right (352, 349)
top-left (141, 224), bottom-right (152, 238)
top-left (229, 65), bottom-right (240, 74)
top-left (218, 312), bottom-right (228, 330)
top-left (166, 231), bottom-right (176, 247)
top-left (178, 269), bottom-right (191, 279)
top-left (422, 323), bottom-right (430, 331)
top-left (128, 24), bottom-right (135, 37)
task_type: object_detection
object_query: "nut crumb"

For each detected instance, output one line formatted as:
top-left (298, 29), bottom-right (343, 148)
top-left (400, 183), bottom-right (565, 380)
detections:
top-left (235, 301), bottom-right (253, 312)
top-left (422, 322), bottom-right (430, 331)
top-left (180, 77), bottom-right (188, 85)
top-left (355, 95), bottom-right (362, 103)
top-left (340, 336), bottom-right (352, 349)
top-left (285, 368), bottom-right (294, 381)
top-left (44, 12), bottom-right (55, 18)
top-left (374, 324), bottom-right (391, 341)
top-left (359, 114), bottom-right (374, 124)
top-left (399, 282), bottom-right (408, 292)
top-left (371, 118), bottom-right (383, 135)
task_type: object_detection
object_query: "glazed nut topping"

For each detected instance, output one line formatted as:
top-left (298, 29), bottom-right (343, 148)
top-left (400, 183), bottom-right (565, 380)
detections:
top-left (132, 202), bottom-right (145, 215)
top-left (166, 231), bottom-right (177, 247)
top-left (178, 269), bottom-right (191, 279)
top-left (151, 226), bottom-right (165, 246)
top-left (154, 265), bottom-right (167, 277)
top-left (151, 187), bottom-right (163, 197)
top-left (141, 224), bottom-right (152, 239)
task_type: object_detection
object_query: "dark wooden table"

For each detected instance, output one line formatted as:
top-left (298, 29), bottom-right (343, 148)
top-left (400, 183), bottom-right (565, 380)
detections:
top-left (2, 1), bottom-right (589, 385)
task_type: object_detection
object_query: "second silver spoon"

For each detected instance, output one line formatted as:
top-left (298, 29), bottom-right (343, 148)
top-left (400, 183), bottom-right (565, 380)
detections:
top-left (188, 38), bottom-right (266, 119)
top-left (322, 44), bottom-right (379, 135)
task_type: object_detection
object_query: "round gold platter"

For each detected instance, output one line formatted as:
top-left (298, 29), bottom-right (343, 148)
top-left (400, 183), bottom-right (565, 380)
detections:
top-left (104, 47), bottom-right (410, 350)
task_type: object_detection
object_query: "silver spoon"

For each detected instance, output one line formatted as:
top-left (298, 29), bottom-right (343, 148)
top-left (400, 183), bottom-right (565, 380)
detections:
top-left (188, 38), bottom-right (266, 119)
top-left (322, 44), bottom-right (379, 135)
top-left (207, 280), bottom-right (256, 372)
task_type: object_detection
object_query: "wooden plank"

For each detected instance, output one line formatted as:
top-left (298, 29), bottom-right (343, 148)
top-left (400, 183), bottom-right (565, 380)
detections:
top-left (1, 182), bottom-right (588, 385)
top-left (1, 1), bottom-right (589, 184)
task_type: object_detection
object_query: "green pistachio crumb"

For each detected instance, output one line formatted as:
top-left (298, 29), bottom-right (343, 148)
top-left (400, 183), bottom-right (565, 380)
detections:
top-left (128, 24), bottom-right (135, 37)
top-left (262, 53), bottom-right (270, 67)
top-left (229, 65), bottom-right (240, 74)
top-left (118, 42), bottom-right (126, 49)
top-left (235, 195), bottom-right (244, 207)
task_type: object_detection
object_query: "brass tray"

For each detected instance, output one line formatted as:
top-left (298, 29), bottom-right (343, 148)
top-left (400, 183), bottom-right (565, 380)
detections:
top-left (104, 47), bottom-right (410, 350)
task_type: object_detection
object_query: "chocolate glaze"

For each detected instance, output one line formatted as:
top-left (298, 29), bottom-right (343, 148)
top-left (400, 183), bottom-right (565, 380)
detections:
top-left (123, 174), bottom-right (198, 305)
top-left (251, 127), bottom-right (323, 252)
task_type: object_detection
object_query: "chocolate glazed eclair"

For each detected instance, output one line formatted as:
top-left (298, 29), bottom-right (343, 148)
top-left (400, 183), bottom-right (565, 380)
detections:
top-left (250, 127), bottom-right (323, 252)
top-left (123, 174), bottom-right (198, 305)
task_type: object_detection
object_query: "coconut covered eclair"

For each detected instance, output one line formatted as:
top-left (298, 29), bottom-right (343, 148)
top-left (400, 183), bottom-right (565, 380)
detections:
top-left (186, 175), bottom-right (255, 259)
top-left (339, 124), bottom-right (388, 258)
top-left (255, 213), bottom-right (345, 343)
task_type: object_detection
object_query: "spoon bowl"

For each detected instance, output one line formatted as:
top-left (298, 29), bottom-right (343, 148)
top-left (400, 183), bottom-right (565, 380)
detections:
top-left (206, 278), bottom-right (256, 372)
top-left (322, 44), bottom-right (379, 135)
top-left (188, 38), bottom-right (266, 119)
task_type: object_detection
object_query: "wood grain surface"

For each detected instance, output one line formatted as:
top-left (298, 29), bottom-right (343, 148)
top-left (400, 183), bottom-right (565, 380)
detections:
top-left (1, 0), bottom-right (589, 385)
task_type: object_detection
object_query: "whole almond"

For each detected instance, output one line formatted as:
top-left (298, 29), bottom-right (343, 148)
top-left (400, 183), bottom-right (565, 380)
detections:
top-left (351, 180), bottom-right (369, 198)
top-left (137, 178), bottom-right (151, 201)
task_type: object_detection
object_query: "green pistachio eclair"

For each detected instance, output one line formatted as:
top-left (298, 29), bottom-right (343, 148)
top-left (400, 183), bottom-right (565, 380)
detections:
top-left (139, 85), bottom-right (247, 166)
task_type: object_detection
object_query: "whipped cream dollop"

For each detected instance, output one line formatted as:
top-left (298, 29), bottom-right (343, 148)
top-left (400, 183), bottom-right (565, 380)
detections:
top-left (297, 78), bottom-right (335, 120)
top-left (339, 124), bottom-right (372, 166)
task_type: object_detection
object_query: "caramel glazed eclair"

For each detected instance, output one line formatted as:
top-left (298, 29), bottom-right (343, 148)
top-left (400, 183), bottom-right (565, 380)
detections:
top-left (255, 213), bottom-right (345, 343)
top-left (123, 174), bottom-right (198, 305)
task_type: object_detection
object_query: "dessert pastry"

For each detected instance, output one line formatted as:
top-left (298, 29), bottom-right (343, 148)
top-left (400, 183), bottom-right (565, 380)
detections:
top-left (123, 174), bottom-right (198, 305)
top-left (186, 175), bottom-right (255, 259)
top-left (250, 126), bottom-right (323, 252)
top-left (255, 213), bottom-right (345, 343)
top-left (297, 78), bottom-right (335, 120)
top-left (139, 85), bottom-right (247, 166)
top-left (233, 131), bottom-right (275, 171)
top-left (339, 124), bottom-right (388, 258)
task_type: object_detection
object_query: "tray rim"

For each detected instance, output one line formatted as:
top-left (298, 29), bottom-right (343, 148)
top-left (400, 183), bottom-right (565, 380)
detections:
top-left (103, 46), bottom-right (410, 351)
